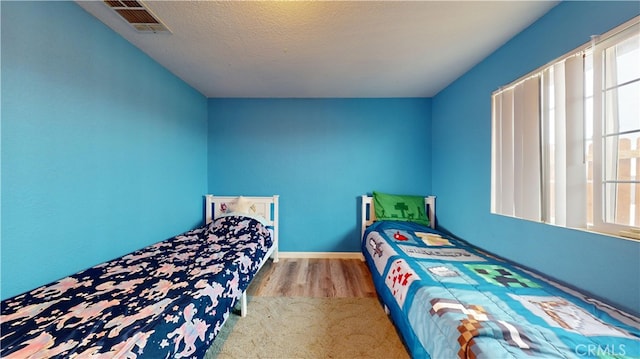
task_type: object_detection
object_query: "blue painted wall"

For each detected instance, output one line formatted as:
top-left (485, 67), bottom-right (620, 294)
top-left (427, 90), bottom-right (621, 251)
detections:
top-left (431, 1), bottom-right (640, 313)
top-left (1, 2), bottom-right (208, 300)
top-left (2, 0), bottom-right (637, 316)
top-left (208, 98), bottom-right (432, 252)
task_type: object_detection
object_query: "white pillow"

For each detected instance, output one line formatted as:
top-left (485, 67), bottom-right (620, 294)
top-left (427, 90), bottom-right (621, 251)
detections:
top-left (228, 196), bottom-right (255, 214)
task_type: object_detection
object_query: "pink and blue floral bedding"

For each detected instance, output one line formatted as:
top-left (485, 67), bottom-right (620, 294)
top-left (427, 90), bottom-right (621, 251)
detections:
top-left (1, 215), bottom-right (272, 358)
top-left (363, 220), bottom-right (640, 358)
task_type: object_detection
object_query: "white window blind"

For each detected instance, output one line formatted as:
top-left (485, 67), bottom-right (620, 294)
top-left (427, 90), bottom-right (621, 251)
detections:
top-left (491, 76), bottom-right (541, 221)
top-left (492, 16), bottom-right (640, 239)
top-left (493, 55), bottom-right (587, 227)
top-left (541, 55), bottom-right (587, 227)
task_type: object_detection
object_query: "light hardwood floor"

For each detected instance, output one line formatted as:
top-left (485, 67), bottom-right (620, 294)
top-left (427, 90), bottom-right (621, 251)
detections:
top-left (246, 258), bottom-right (377, 298)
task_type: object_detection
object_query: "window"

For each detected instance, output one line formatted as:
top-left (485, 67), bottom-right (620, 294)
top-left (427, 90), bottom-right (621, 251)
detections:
top-left (591, 25), bottom-right (640, 236)
top-left (491, 17), bottom-right (640, 240)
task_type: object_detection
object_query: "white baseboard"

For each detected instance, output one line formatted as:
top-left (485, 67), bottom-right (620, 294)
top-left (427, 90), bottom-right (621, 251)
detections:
top-left (278, 252), bottom-right (364, 260)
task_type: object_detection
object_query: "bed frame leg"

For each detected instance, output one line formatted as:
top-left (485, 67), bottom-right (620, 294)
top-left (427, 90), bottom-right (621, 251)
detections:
top-left (240, 292), bottom-right (247, 317)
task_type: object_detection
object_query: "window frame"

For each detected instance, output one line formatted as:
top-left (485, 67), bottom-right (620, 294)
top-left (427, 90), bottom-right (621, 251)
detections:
top-left (490, 16), bottom-right (640, 241)
top-left (590, 20), bottom-right (640, 237)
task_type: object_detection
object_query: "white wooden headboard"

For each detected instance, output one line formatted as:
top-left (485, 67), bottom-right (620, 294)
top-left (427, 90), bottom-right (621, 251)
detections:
top-left (360, 195), bottom-right (436, 241)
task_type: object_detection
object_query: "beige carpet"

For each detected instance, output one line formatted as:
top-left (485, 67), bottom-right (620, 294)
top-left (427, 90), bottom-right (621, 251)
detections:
top-left (205, 296), bottom-right (410, 359)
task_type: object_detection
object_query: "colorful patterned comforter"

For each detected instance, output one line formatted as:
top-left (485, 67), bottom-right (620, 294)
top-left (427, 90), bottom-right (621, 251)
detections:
top-left (1, 215), bottom-right (273, 358)
top-left (363, 220), bottom-right (640, 358)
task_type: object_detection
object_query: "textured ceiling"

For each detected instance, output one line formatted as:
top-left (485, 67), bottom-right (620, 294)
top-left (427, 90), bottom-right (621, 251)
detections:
top-left (76, 1), bottom-right (558, 98)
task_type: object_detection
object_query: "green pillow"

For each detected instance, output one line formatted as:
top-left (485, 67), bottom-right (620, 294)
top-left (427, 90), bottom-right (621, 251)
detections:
top-left (373, 191), bottom-right (429, 226)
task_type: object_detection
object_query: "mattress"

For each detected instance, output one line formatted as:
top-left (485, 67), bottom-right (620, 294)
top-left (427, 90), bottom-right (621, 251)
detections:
top-left (1, 215), bottom-right (272, 358)
top-left (362, 220), bottom-right (640, 358)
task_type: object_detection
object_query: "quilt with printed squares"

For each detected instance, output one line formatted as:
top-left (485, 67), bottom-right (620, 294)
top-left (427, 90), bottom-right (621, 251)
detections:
top-left (362, 220), bottom-right (640, 358)
top-left (1, 215), bottom-right (273, 359)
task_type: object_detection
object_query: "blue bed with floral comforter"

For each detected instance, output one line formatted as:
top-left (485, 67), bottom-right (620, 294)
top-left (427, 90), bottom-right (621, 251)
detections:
top-left (1, 215), bottom-right (272, 358)
top-left (363, 220), bottom-right (640, 358)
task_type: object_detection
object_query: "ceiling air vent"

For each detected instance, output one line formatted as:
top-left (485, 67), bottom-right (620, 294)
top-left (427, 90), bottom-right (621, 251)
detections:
top-left (104, 0), bottom-right (171, 34)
